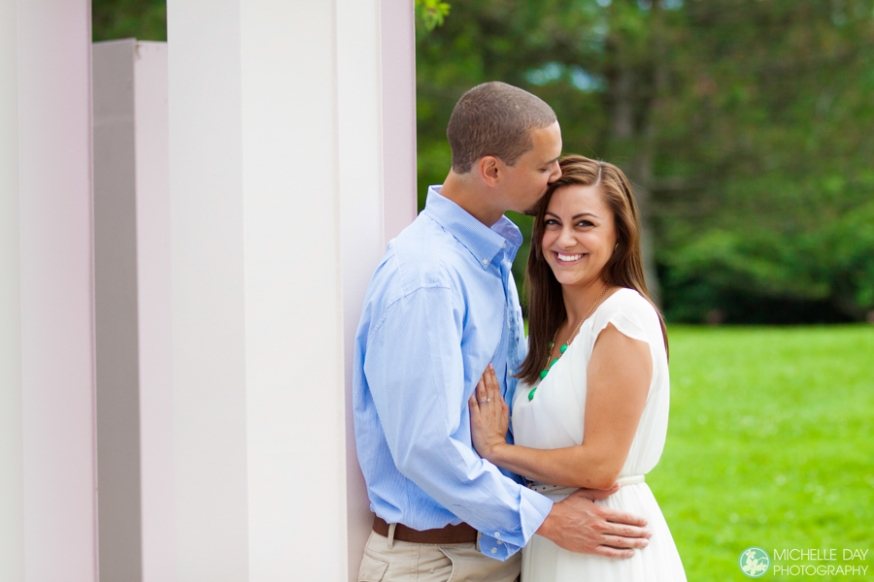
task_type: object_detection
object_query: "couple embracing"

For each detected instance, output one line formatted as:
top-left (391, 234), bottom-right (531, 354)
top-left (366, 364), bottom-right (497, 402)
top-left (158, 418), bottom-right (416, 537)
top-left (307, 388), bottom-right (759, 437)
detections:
top-left (353, 82), bottom-right (687, 582)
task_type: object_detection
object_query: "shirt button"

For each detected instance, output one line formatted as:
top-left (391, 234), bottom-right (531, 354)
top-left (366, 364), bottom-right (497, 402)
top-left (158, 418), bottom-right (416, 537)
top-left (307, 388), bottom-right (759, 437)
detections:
top-left (494, 532), bottom-right (501, 538)
top-left (491, 547), bottom-right (498, 554)
top-left (502, 242), bottom-right (507, 249)
top-left (497, 540), bottom-right (503, 545)
top-left (482, 258), bottom-right (488, 266)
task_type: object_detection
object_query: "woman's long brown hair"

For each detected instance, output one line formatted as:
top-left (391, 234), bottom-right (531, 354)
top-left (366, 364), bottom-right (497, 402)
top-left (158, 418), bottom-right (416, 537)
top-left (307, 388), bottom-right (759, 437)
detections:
top-left (516, 154), bottom-right (668, 385)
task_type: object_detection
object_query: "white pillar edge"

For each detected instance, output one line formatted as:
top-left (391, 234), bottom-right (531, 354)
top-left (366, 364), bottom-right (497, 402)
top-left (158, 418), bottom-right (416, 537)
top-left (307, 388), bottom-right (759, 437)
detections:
top-left (0, 1), bottom-right (24, 577)
top-left (133, 41), bottom-right (174, 582)
top-left (380, 0), bottom-right (418, 243)
top-left (337, 0), bottom-right (387, 578)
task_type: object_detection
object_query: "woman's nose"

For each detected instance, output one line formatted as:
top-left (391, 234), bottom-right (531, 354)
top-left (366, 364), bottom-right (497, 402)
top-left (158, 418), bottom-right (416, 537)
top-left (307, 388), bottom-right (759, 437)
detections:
top-left (558, 226), bottom-right (576, 248)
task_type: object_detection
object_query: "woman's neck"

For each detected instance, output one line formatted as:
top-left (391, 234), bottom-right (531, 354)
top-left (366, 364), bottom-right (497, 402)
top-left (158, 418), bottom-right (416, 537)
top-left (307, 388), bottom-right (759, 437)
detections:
top-left (562, 279), bottom-right (610, 325)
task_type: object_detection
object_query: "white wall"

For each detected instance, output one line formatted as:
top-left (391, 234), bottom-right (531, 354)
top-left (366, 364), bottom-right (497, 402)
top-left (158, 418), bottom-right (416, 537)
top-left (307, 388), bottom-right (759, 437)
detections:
top-left (168, 0), bottom-right (416, 579)
top-left (14, 1), bottom-right (97, 580)
top-left (1, 1), bottom-right (415, 578)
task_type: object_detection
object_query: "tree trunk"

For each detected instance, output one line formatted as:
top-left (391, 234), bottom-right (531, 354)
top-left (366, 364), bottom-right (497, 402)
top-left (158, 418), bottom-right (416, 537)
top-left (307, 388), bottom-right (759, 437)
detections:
top-left (605, 0), bottom-right (667, 305)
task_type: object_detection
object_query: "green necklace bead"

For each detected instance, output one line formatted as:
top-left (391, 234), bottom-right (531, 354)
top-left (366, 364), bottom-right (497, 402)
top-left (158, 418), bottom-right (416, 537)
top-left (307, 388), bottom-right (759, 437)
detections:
top-left (549, 357), bottom-right (559, 369)
top-left (559, 343), bottom-right (568, 354)
top-left (528, 386), bottom-right (537, 400)
top-left (539, 369), bottom-right (548, 380)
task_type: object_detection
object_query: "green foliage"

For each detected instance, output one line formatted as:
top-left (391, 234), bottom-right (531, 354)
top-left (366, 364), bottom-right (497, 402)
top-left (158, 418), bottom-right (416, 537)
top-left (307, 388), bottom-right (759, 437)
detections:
top-left (416, 0), bottom-right (874, 322)
top-left (416, 0), bottom-right (452, 32)
top-left (649, 325), bottom-right (874, 579)
top-left (92, 0), bottom-right (166, 42)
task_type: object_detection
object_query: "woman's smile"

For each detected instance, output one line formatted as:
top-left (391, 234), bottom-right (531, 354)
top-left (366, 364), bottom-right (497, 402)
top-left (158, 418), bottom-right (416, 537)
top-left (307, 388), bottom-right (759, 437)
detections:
top-left (553, 251), bottom-right (588, 265)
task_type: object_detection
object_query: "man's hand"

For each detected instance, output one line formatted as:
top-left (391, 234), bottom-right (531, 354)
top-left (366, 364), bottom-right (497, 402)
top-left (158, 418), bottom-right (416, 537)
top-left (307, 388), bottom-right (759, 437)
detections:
top-left (536, 489), bottom-right (651, 558)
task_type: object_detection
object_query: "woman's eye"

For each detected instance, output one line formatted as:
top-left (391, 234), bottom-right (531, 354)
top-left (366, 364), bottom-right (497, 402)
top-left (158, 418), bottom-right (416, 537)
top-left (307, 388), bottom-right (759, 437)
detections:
top-left (576, 220), bottom-right (594, 228)
top-left (544, 219), bottom-right (559, 227)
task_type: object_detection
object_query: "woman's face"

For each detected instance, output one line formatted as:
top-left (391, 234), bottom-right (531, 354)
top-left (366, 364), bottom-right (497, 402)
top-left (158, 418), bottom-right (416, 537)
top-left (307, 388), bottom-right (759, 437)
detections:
top-left (541, 184), bottom-right (617, 289)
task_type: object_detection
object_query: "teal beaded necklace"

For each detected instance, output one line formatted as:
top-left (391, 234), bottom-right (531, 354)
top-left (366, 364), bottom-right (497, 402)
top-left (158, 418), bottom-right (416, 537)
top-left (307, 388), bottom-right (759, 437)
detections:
top-left (528, 285), bottom-right (610, 401)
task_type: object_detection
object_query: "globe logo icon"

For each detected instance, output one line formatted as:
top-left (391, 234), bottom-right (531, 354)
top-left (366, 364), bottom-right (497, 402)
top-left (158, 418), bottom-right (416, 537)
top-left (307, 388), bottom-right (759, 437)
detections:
top-left (739, 547), bottom-right (770, 577)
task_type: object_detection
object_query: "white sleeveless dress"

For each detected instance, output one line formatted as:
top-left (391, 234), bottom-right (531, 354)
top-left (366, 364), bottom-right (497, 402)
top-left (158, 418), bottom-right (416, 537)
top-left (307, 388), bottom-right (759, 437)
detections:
top-left (512, 288), bottom-right (686, 582)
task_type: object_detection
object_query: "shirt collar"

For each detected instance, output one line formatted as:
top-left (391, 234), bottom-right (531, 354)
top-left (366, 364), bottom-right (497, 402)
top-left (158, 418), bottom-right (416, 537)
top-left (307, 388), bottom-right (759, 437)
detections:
top-left (423, 185), bottom-right (522, 268)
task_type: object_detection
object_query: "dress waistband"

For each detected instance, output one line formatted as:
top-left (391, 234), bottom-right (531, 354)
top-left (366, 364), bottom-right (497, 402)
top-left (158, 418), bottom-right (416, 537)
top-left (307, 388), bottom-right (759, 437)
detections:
top-left (527, 474), bottom-right (645, 495)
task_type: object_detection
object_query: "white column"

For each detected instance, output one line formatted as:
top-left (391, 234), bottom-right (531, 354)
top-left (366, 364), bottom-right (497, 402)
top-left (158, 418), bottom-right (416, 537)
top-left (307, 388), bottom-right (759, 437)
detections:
top-left (92, 39), bottom-right (173, 582)
top-left (168, 0), bottom-right (416, 579)
top-left (9, 2), bottom-right (97, 580)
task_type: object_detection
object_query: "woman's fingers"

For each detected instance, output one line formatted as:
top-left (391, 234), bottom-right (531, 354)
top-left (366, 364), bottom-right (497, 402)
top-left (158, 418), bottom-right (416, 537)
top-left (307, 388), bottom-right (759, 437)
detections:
top-left (476, 374), bottom-right (487, 403)
top-left (486, 364), bottom-right (498, 398)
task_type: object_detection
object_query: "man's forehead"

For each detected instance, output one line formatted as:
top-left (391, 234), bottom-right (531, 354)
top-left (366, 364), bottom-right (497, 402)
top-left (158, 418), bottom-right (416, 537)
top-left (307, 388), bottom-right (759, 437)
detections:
top-left (533, 123), bottom-right (561, 151)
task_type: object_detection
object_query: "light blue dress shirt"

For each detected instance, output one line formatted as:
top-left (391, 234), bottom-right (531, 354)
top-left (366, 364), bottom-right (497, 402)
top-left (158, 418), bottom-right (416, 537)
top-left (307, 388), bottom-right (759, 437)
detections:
top-left (353, 186), bottom-right (554, 560)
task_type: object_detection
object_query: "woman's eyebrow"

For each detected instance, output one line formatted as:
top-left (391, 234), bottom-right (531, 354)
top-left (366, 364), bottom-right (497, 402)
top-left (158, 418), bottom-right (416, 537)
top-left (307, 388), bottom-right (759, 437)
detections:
top-left (572, 212), bottom-right (599, 220)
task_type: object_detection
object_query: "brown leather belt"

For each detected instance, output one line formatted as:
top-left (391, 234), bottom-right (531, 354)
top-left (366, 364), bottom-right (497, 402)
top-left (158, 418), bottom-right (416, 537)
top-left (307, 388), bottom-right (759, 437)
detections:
top-left (372, 515), bottom-right (477, 544)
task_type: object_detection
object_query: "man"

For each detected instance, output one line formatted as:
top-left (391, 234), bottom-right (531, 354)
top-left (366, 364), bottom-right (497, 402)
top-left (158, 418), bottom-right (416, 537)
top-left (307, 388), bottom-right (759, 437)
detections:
top-left (353, 82), bottom-right (650, 582)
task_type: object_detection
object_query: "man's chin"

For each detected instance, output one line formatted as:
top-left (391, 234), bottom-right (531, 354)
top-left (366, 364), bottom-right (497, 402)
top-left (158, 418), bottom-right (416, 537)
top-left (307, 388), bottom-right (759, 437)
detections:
top-left (521, 200), bottom-right (541, 216)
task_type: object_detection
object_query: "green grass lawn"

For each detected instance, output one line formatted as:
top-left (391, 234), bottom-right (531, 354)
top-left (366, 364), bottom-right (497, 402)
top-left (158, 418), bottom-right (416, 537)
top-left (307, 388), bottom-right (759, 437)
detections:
top-left (647, 325), bottom-right (874, 580)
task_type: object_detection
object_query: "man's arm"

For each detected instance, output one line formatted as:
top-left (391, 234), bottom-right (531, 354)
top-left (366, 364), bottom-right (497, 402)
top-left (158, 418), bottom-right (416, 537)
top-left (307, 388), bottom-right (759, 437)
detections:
top-left (364, 285), bottom-right (551, 559)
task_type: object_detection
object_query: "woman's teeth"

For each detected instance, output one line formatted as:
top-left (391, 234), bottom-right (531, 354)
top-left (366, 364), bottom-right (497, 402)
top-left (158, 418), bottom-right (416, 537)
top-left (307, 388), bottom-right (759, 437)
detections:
top-left (557, 253), bottom-right (582, 261)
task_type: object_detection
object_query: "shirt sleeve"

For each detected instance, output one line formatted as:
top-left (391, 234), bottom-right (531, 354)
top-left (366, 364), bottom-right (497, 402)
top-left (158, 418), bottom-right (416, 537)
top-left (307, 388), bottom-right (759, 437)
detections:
top-left (363, 285), bottom-right (553, 560)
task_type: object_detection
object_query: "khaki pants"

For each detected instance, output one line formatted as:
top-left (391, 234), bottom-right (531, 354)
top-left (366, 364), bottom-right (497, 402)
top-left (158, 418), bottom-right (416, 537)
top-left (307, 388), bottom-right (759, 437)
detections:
top-left (358, 529), bottom-right (521, 582)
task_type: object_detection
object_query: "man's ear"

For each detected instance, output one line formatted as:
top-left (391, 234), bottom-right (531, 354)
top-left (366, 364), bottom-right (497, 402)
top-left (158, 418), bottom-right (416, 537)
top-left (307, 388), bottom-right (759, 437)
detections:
top-left (478, 156), bottom-right (501, 187)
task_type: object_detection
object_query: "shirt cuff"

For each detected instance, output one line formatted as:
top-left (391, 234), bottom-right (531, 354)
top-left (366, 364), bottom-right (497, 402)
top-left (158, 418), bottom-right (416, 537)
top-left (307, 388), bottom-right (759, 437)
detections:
top-left (478, 487), bottom-right (554, 561)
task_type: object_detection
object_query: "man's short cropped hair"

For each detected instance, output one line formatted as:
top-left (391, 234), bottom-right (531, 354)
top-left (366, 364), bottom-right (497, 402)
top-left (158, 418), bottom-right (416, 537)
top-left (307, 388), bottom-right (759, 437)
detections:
top-left (447, 81), bottom-right (557, 174)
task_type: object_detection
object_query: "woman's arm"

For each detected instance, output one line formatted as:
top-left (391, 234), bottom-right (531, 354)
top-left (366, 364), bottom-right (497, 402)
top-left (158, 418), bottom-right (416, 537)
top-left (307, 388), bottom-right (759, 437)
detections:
top-left (470, 323), bottom-right (652, 490)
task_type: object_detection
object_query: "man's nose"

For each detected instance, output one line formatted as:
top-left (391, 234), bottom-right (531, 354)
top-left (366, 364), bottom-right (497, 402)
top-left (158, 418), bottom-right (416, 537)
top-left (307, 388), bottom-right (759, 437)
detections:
top-left (547, 161), bottom-right (562, 183)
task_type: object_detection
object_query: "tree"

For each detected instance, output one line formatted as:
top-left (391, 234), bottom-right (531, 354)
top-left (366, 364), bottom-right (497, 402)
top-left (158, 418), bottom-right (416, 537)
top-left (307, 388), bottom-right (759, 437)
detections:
top-left (416, 0), bottom-right (874, 322)
top-left (92, 0), bottom-right (166, 42)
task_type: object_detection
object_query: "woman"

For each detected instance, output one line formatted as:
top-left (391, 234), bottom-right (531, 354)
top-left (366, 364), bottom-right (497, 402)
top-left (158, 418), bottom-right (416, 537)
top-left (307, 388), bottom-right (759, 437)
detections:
top-left (469, 155), bottom-right (686, 581)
